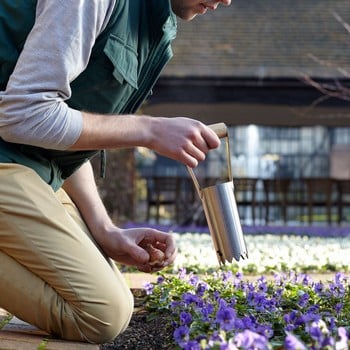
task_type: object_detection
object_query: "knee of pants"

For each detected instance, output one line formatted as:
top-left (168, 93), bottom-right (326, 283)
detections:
top-left (72, 287), bottom-right (134, 344)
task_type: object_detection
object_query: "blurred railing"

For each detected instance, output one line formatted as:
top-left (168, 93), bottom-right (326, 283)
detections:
top-left (143, 176), bottom-right (350, 226)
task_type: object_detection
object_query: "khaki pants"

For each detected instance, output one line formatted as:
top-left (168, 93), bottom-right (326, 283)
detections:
top-left (0, 164), bottom-right (133, 343)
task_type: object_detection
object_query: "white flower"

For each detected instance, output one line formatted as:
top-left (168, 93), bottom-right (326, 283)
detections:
top-left (172, 232), bottom-right (350, 272)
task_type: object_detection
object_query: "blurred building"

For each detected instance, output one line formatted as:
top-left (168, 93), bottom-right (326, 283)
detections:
top-left (140, 0), bottom-right (350, 180)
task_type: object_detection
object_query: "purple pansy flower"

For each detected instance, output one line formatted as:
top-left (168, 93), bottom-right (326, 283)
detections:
top-left (216, 306), bottom-right (236, 331)
top-left (284, 333), bottom-right (306, 350)
top-left (234, 329), bottom-right (269, 350)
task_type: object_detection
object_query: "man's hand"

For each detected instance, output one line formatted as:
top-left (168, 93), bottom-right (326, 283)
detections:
top-left (146, 117), bottom-right (221, 168)
top-left (97, 226), bottom-right (177, 273)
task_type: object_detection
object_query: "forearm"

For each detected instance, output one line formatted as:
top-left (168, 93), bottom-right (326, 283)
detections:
top-left (69, 112), bottom-right (220, 168)
top-left (62, 160), bottom-right (177, 270)
top-left (70, 113), bottom-right (153, 150)
top-left (62, 161), bottom-right (114, 240)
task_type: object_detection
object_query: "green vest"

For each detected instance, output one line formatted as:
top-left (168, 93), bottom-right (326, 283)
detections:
top-left (0, 0), bottom-right (176, 190)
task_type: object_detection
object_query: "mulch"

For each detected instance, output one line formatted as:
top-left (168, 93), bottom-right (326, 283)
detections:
top-left (100, 289), bottom-right (174, 350)
top-left (100, 311), bottom-right (173, 350)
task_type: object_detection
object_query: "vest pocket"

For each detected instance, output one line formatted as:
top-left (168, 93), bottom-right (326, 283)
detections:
top-left (103, 34), bottom-right (139, 90)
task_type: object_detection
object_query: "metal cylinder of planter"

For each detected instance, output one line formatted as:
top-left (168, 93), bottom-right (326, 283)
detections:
top-left (187, 123), bottom-right (248, 264)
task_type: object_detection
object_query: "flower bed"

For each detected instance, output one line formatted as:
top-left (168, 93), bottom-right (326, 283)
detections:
top-left (125, 226), bottom-right (350, 349)
top-left (144, 269), bottom-right (350, 349)
top-left (121, 224), bottom-right (350, 348)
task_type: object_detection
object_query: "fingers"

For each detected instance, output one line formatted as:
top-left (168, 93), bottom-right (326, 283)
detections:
top-left (155, 241), bottom-right (177, 265)
top-left (152, 117), bottom-right (221, 168)
top-left (180, 123), bottom-right (221, 168)
top-left (183, 140), bottom-right (208, 166)
top-left (136, 229), bottom-right (177, 273)
top-left (187, 123), bottom-right (221, 166)
top-left (145, 231), bottom-right (177, 260)
top-left (201, 124), bottom-right (222, 149)
top-left (136, 264), bottom-right (166, 274)
top-left (135, 249), bottom-right (176, 273)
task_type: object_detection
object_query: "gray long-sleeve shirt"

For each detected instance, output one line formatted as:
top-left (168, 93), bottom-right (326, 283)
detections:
top-left (0, 0), bottom-right (116, 150)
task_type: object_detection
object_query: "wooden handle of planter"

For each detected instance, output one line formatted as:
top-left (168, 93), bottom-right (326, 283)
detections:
top-left (208, 123), bottom-right (227, 139)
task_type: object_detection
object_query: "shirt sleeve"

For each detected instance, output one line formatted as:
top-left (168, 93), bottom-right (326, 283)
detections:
top-left (0, 0), bottom-right (116, 150)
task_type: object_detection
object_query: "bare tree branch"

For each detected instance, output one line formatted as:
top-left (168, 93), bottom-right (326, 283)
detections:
top-left (332, 11), bottom-right (350, 35)
top-left (300, 12), bottom-right (350, 103)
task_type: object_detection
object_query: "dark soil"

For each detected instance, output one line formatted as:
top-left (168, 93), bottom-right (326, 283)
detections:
top-left (100, 289), bottom-right (174, 350)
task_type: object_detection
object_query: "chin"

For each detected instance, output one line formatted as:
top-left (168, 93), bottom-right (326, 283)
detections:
top-left (180, 12), bottom-right (198, 21)
top-left (183, 15), bottom-right (197, 21)
top-left (173, 7), bottom-right (198, 21)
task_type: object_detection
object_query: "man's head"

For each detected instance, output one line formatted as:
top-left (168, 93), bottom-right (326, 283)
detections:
top-left (171, 0), bottom-right (231, 21)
